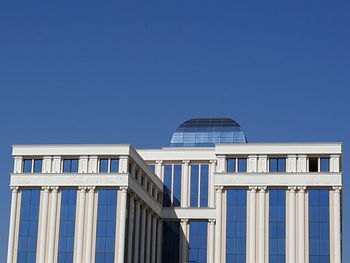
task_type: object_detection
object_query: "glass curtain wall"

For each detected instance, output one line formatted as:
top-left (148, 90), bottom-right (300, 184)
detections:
top-left (163, 164), bottom-right (182, 207)
top-left (188, 221), bottom-right (208, 263)
top-left (190, 164), bottom-right (209, 207)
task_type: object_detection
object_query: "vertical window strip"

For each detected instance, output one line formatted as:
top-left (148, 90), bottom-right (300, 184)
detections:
top-left (173, 165), bottom-right (182, 207)
top-left (18, 189), bottom-right (40, 263)
top-left (162, 221), bottom-right (180, 263)
top-left (163, 165), bottom-right (172, 207)
top-left (23, 159), bottom-right (33, 173)
top-left (269, 189), bottom-right (286, 263)
top-left (188, 221), bottom-right (208, 263)
top-left (309, 189), bottom-right (330, 263)
top-left (238, 158), bottom-right (247, 172)
top-left (200, 165), bottom-right (209, 207)
top-left (226, 189), bottom-right (247, 263)
top-left (320, 158), bottom-right (330, 172)
top-left (58, 189), bottom-right (77, 263)
top-left (95, 189), bottom-right (118, 263)
top-left (163, 164), bottom-right (182, 207)
top-left (226, 158), bottom-right (236, 172)
top-left (190, 165), bottom-right (199, 207)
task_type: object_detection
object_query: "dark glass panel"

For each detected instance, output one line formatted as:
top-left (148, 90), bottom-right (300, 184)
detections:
top-left (320, 158), bottom-right (330, 172)
top-left (173, 165), bottom-right (182, 207)
top-left (33, 159), bottom-right (42, 173)
top-left (200, 165), bottom-right (209, 207)
top-left (162, 221), bottom-right (180, 263)
top-left (190, 165), bottom-right (199, 207)
top-left (238, 158), bottom-right (247, 172)
top-left (189, 221), bottom-right (207, 263)
top-left (227, 158), bottom-right (236, 172)
top-left (99, 159), bottom-right (108, 173)
top-left (23, 159), bottom-right (32, 173)
top-left (110, 159), bottom-right (119, 172)
top-left (163, 165), bottom-right (172, 207)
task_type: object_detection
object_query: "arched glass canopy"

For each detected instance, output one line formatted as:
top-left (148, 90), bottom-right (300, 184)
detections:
top-left (170, 118), bottom-right (247, 147)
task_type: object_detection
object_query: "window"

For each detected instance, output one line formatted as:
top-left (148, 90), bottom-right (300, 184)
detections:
top-left (99, 158), bottom-right (119, 173)
top-left (320, 158), bottom-right (330, 172)
top-left (58, 189), bottom-right (77, 262)
top-left (63, 159), bottom-right (78, 173)
top-left (309, 157), bottom-right (318, 172)
top-left (269, 189), bottom-right (286, 263)
top-left (18, 189), bottom-right (40, 263)
top-left (162, 221), bottom-right (180, 263)
top-left (238, 158), bottom-right (247, 172)
top-left (227, 158), bottom-right (236, 172)
top-left (189, 221), bottom-right (208, 263)
top-left (190, 164), bottom-right (209, 207)
top-left (309, 189), bottom-right (330, 263)
top-left (163, 164), bottom-right (182, 207)
top-left (269, 158), bottom-right (286, 172)
top-left (23, 159), bottom-right (42, 173)
top-left (226, 189), bottom-right (247, 263)
top-left (149, 164), bottom-right (155, 172)
top-left (96, 189), bottom-right (118, 262)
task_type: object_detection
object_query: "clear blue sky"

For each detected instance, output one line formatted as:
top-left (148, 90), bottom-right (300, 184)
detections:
top-left (0, 0), bottom-right (349, 261)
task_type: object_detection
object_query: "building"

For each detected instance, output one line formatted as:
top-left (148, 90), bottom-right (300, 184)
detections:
top-left (7, 118), bottom-right (342, 263)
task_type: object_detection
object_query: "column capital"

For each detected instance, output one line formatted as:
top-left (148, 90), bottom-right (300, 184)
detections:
top-left (249, 186), bottom-right (258, 191)
top-left (182, 160), bottom-right (190, 165)
top-left (333, 186), bottom-right (342, 192)
top-left (42, 186), bottom-right (50, 192)
top-left (51, 186), bottom-right (59, 192)
top-left (88, 186), bottom-right (96, 192)
top-left (10, 186), bottom-right (19, 192)
top-left (120, 186), bottom-right (128, 192)
top-left (79, 186), bottom-right (88, 192)
top-left (287, 154), bottom-right (297, 158)
top-left (288, 186), bottom-right (297, 192)
top-left (298, 154), bottom-right (307, 158)
top-left (43, 155), bottom-right (52, 159)
top-left (209, 159), bottom-right (217, 164)
top-left (298, 186), bottom-right (306, 192)
top-left (215, 186), bottom-right (224, 192)
top-left (155, 160), bottom-right (163, 165)
top-left (180, 218), bottom-right (189, 224)
top-left (208, 219), bottom-right (216, 225)
top-left (330, 154), bottom-right (340, 158)
top-left (258, 186), bottom-right (267, 192)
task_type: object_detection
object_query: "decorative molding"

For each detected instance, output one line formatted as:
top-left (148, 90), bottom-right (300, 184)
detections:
top-left (42, 186), bottom-right (50, 192)
top-left (209, 159), bottom-right (217, 165)
top-left (180, 218), bottom-right (189, 224)
top-left (10, 186), bottom-right (19, 192)
top-left (333, 186), bottom-right (342, 192)
top-left (182, 160), bottom-right (190, 165)
top-left (298, 186), bottom-right (306, 192)
top-left (214, 186), bottom-right (224, 192)
top-left (78, 186), bottom-right (87, 192)
top-left (155, 160), bottom-right (163, 165)
top-left (51, 186), bottom-right (59, 192)
top-left (208, 219), bottom-right (216, 225)
top-left (249, 186), bottom-right (258, 192)
top-left (258, 186), bottom-right (267, 192)
top-left (288, 186), bottom-right (297, 192)
top-left (120, 186), bottom-right (128, 192)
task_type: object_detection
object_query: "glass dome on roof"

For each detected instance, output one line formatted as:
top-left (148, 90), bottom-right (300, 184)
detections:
top-left (170, 118), bottom-right (247, 147)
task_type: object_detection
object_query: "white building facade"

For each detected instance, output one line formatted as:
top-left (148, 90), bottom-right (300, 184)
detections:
top-left (7, 118), bottom-right (342, 263)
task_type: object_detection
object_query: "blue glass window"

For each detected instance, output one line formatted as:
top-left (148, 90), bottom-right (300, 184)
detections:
top-left (191, 165), bottom-right (209, 207)
top-left (226, 189), bottom-right (247, 263)
top-left (200, 165), bottom-right (209, 207)
top-left (96, 189), bottom-right (118, 263)
top-left (320, 158), bottom-right (330, 172)
top-left (99, 159), bottom-right (108, 173)
top-left (163, 164), bottom-right (182, 207)
top-left (173, 165), bottom-right (182, 207)
top-left (227, 158), bottom-right (236, 172)
top-left (163, 165), bottom-right (172, 207)
top-left (18, 189), bottom-right (40, 263)
top-left (23, 159), bottom-right (32, 173)
top-left (110, 159), bottom-right (119, 172)
top-left (162, 221), bottom-right (180, 263)
top-left (269, 189), bottom-right (286, 263)
top-left (269, 158), bottom-right (286, 172)
top-left (63, 159), bottom-right (78, 173)
top-left (149, 165), bottom-right (155, 172)
top-left (58, 189), bottom-right (77, 263)
top-left (33, 160), bottom-right (42, 173)
top-left (237, 158), bottom-right (247, 172)
top-left (189, 221), bottom-right (207, 263)
top-left (309, 189), bottom-right (330, 263)
top-left (190, 165), bottom-right (199, 207)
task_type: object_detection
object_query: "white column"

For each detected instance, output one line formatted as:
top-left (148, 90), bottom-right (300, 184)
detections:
top-left (258, 155), bottom-right (268, 172)
top-left (208, 219), bottom-right (216, 263)
top-left (333, 186), bottom-right (342, 263)
top-left (216, 155), bottom-right (226, 172)
top-left (288, 186), bottom-right (297, 263)
top-left (42, 156), bottom-right (52, 173)
top-left (133, 200), bottom-right (141, 263)
top-left (47, 187), bottom-right (59, 262)
top-left (209, 160), bottom-right (217, 207)
top-left (145, 212), bottom-right (152, 263)
top-left (180, 219), bottom-right (189, 263)
top-left (297, 155), bottom-right (307, 172)
top-left (13, 156), bottom-right (23, 173)
top-left (85, 186), bottom-right (95, 262)
top-left (330, 155), bottom-right (340, 172)
top-left (287, 155), bottom-right (297, 172)
top-left (76, 187), bottom-right (87, 263)
top-left (157, 220), bottom-right (163, 263)
top-left (182, 160), bottom-right (190, 207)
top-left (151, 216), bottom-right (157, 263)
top-left (248, 155), bottom-right (258, 172)
top-left (52, 156), bottom-right (62, 173)
top-left (7, 187), bottom-right (19, 263)
top-left (249, 186), bottom-right (257, 263)
top-left (298, 186), bottom-right (306, 263)
top-left (117, 187), bottom-right (128, 263)
top-left (155, 160), bottom-right (163, 178)
top-left (118, 156), bottom-right (129, 173)
top-left (88, 156), bottom-right (98, 173)
top-left (214, 186), bottom-right (223, 262)
top-left (79, 156), bottom-right (89, 173)
top-left (140, 206), bottom-right (147, 263)
top-left (127, 195), bottom-right (135, 263)
top-left (258, 186), bottom-right (266, 263)
top-left (38, 186), bottom-right (50, 263)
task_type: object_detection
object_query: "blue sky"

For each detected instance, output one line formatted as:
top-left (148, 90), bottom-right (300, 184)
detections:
top-left (0, 0), bottom-right (349, 261)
